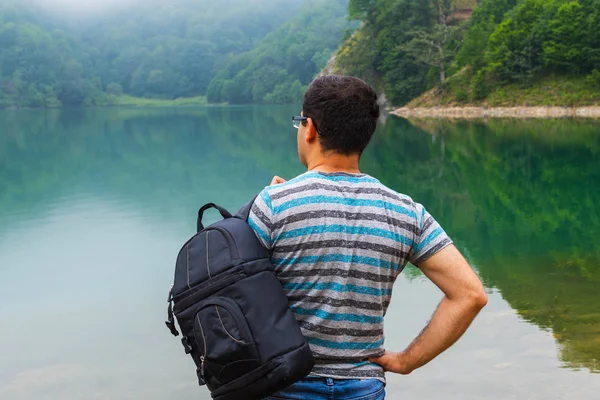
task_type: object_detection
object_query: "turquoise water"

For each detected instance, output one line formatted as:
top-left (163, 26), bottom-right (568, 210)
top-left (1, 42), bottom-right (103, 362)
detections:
top-left (0, 107), bottom-right (599, 399)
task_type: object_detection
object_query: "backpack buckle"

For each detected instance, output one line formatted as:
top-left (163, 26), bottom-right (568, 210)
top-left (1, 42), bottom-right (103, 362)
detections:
top-left (166, 284), bottom-right (180, 337)
top-left (166, 320), bottom-right (180, 337)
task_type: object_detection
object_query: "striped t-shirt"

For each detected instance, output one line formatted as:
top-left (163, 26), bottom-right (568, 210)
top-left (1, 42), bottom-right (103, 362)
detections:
top-left (248, 171), bottom-right (452, 381)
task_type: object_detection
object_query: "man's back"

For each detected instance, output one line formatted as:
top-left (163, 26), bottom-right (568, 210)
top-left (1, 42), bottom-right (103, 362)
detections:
top-left (248, 170), bottom-right (452, 381)
top-left (244, 75), bottom-right (485, 399)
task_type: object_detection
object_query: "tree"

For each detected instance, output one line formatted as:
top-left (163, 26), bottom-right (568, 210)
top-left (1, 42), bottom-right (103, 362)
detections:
top-left (403, 23), bottom-right (464, 85)
top-left (543, 2), bottom-right (587, 72)
top-left (58, 59), bottom-right (86, 106)
top-left (146, 69), bottom-right (167, 96)
top-left (106, 82), bottom-right (123, 96)
top-left (348, 0), bottom-right (376, 20)
top-left (455, 0), bottom-right (519, 69)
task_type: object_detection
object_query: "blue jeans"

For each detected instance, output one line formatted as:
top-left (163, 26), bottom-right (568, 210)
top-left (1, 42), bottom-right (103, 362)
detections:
top-left (264, 377), bottom-right (385, 400)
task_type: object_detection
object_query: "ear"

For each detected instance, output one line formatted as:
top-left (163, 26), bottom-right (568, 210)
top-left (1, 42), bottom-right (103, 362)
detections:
top-left (305, 118), bottom-right (318, 143)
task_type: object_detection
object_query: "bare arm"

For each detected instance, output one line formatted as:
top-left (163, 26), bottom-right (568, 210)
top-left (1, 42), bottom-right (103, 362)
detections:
top-left (370, 244), bottom-right (488, 374)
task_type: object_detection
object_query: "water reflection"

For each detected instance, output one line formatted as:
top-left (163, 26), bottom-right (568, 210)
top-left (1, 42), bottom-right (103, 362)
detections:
top-left (0, 108), bottom-right (599, 400)
top-left (363, 118), bottom-right (600, 373)
top-left (0, 107), bottom-right (300, 236)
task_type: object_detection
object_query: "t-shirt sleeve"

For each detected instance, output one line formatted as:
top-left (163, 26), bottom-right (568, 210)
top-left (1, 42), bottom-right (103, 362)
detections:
top-left (247, 189), bottom-right (274, 250)
top-left (409, 202), bottom-right (453, 266)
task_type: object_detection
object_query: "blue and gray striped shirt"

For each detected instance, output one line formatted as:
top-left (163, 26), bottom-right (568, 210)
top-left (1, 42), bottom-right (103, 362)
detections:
top-left (248, 171), bottom-right (452, 381)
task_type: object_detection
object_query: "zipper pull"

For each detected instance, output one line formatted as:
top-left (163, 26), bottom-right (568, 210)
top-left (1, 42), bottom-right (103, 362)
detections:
top-left (199, 356), bottom-right (206, 385)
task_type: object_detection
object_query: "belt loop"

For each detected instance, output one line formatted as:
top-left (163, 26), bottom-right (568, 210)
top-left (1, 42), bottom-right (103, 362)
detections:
top-left (326, 377), bottom-right (334, 386)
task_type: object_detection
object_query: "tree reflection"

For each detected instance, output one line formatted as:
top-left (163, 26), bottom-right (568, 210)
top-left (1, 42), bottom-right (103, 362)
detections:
top-left (1, 109), bottom-right (598, 372)
top-left (363, 117), bottom-right (600, 373)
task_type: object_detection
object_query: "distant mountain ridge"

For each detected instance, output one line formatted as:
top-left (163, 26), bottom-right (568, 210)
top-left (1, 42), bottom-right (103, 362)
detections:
top-left (0, 0), bottom-right (348, 108)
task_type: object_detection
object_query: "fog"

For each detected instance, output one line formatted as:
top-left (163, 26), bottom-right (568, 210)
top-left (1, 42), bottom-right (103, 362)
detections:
top-left (26, 0), bottom-right (277, 16)
top-left (29, 0), bottom-right (138, 13)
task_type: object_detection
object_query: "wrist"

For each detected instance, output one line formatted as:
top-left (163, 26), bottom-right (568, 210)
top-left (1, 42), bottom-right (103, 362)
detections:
top-left (396, 350), bottom-right (416, 375)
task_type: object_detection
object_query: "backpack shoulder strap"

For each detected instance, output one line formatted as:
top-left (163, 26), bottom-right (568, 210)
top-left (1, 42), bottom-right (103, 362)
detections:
top-left (235, 193), bottom-right (259, 222)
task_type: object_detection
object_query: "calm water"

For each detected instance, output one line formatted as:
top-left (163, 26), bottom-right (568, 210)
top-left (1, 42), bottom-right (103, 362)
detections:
top-left (0, 107), bottom-right (599, 399)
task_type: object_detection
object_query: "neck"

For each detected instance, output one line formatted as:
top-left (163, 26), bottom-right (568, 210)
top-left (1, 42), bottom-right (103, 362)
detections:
top-left (306, 152), bottom-right (361, 174)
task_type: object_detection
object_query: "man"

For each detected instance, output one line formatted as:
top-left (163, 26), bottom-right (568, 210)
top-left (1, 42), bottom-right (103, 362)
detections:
top-left (248, 75), bottom-right (487, 400)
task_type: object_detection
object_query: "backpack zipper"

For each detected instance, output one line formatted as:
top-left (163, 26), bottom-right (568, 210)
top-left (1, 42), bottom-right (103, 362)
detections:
top-left (174, 271), bottom-right (244, 313)
top-left (196, 314), bottom-right (208, 382)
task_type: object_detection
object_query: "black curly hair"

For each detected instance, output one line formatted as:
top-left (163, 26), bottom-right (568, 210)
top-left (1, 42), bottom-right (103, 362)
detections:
top-left (302, 75), bottom-right (380, 156)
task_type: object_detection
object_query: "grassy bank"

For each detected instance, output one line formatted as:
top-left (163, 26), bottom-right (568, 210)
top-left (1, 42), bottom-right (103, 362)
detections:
top-left (408, 72), bottom-right (600, 108)
top-left (0, 95), bottom-right (210, 109)
top-left (110, 95), bottom-right (208, 107)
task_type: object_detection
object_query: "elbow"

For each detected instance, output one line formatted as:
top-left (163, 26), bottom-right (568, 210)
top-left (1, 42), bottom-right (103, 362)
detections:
top-left (448, 287), bottom-right (488, 311)
top-left (470, 288), bottom-right (488, 311)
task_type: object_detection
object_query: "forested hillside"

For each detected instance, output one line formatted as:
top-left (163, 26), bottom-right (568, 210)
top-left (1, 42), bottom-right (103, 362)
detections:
top-left (0, 0), bottom-right (350, 108)
top-left (333, 0), bottom-right (600, 107)
top-left (207, 0), bottom-right (352, 104)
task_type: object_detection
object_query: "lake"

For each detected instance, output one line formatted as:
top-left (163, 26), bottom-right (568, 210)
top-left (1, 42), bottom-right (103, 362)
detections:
top-left (0, 106), bottom-right (599, 399)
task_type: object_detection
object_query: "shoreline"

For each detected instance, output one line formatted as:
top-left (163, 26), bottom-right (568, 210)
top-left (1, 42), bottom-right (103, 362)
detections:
top-left (0, 95), bottom-right (210, 110)
top-left (391, 106), bottom-right (600, 119)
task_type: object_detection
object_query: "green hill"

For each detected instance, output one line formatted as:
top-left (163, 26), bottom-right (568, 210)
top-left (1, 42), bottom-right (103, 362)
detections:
top-left (330, 0), bottom-right (600, 107)
top-left (0, 0), bottom-right (350, 108)
top-left (207, 0), bottom-right (353, 105)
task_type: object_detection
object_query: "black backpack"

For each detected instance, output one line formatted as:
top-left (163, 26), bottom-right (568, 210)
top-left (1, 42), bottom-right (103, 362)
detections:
top-left (165, 199), bottom-right (314, 400)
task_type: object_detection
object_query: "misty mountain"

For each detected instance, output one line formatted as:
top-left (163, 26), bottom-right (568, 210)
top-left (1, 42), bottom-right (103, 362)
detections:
top-left (0, 0), bottom-right (351, 108)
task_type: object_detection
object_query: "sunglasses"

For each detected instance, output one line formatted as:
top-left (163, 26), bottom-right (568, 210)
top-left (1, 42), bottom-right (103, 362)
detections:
top-left (292, 116), bottom-right (323, 136)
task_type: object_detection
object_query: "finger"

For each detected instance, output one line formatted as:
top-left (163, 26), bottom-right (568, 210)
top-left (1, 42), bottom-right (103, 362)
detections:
top-left (271, 176), bottom-right (286, 185)
top-left (369, 353), bottom-right (395, 369)
top-left (369, 350), bottom-right (389, 362)
top-left (368, 356), bottom-right (387, 366)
